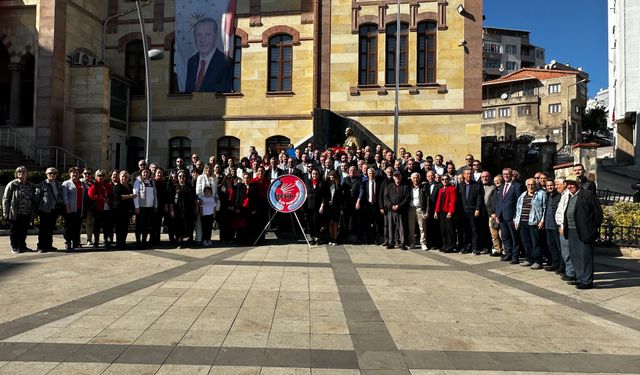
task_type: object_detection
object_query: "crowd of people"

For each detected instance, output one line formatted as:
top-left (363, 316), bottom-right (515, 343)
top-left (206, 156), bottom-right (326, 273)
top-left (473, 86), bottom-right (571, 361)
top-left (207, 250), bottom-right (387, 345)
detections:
top-left (2, 143), bottom-right (603, 289)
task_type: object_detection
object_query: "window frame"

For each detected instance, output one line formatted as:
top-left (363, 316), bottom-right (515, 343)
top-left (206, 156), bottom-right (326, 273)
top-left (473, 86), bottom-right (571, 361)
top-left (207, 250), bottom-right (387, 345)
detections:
top-left (217, 136), bottom-right (240, 161)
top-left (483, 108), bottom-right (496, 119)
top-left (169, 137), bottom-right (192, 162)
top-left (548, 103), bottom-right (562, 114)
top-left (417, 21), bottom-right (437, 85)
top-left (358, 24), bottom-right (378, 86)
top-left (498, 107), bottom-right (511, 118)
top-left (385, 21), bottom-right (409, 86)
top-left (232, 35), bottom-right (242, 92)
top-left (517, 105), bottom-right (531, 116)
top-left (267, 34), bottom-right (293, 93)
top-left (548, 83), bottom-right (561, 94)
top-left (124, 40), bottom-right (145, 96)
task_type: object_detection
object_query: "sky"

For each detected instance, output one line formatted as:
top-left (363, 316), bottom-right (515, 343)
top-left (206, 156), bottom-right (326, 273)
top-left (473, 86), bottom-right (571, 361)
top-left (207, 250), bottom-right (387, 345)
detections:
top-left (483, 0), bottom-right (608, 98)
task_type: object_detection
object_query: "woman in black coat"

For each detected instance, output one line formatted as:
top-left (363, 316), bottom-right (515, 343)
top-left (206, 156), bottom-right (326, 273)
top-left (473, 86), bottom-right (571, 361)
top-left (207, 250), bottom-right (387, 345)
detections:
top-left (305, 168), bottom-right (327, 245)
top-left (112, 171), bottom-right (136, 249)
top-left (234, 172), bottom-right (255, 245)
top-left (171, 171), bottom-right (197, 247)
top-left (325, 170), bottom-right (344, 246)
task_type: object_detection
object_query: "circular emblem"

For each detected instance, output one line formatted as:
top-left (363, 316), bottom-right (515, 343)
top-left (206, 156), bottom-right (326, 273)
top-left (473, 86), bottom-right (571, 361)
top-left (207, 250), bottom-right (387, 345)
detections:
top-left (268, 174), bottom-right (307, 213)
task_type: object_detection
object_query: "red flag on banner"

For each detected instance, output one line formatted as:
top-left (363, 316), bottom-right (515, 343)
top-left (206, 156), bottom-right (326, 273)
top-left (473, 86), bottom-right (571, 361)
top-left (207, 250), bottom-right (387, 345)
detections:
top-left (222, 0), bottom-right (237, 59)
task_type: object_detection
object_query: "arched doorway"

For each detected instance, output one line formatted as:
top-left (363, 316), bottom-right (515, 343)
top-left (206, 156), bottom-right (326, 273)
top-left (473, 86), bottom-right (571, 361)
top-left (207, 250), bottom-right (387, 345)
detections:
top-left (265, 135), bottom-right (291, 157)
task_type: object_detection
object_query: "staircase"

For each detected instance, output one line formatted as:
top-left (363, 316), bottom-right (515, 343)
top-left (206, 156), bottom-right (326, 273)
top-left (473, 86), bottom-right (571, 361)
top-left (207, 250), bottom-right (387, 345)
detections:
top-left (0, 146), bottom-right (41, 169)
top-left (0, 126), bottom-right (86, 171)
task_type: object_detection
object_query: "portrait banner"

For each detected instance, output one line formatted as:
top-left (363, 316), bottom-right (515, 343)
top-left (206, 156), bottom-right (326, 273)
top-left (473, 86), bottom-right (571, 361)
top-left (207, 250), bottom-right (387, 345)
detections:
top-left (175, 0), bottom-right (236, 93)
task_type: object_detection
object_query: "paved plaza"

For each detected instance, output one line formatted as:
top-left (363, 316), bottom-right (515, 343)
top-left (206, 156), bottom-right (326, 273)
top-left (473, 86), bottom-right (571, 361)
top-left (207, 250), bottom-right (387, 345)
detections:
top-left (0, 234), bottom-right (640, 374)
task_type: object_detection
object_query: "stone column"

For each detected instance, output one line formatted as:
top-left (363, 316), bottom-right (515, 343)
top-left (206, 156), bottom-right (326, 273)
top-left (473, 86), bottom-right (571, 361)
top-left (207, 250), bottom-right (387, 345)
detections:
top-left (7, 63), bottom-right (24, 126)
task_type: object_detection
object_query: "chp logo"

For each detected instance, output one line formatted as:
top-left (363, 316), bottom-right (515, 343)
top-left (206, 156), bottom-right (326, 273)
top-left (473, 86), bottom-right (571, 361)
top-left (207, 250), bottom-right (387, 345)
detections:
top-left (268, 174), bottom-right (307, 213)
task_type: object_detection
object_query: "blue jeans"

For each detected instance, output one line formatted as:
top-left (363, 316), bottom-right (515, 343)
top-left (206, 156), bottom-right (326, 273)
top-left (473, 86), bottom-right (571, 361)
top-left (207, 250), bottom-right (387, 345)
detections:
top-left (519, 224), bottom-right (542, 264)
top-left (568, 228), bottom-right (594, 285)
top-left (499, 219), bottom-right (520, 259)
top-left (545, 228), bottom-right (562, 265)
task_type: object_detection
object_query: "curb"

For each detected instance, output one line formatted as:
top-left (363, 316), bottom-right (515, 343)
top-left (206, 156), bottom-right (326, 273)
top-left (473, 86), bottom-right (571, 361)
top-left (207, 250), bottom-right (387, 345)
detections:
top-left (599, 162), bottom-right (640, 181)
top-left (596, 246), bottom-right (640, 259)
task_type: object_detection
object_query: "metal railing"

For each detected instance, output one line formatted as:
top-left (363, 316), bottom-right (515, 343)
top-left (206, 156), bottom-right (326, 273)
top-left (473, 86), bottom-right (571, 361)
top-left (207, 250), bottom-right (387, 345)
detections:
top-left (598, 224), bottom-right (640, 247)
top-left (0, 126), bottom-right (86, 171)
top-left (597, 189), bottom-right (635, 206)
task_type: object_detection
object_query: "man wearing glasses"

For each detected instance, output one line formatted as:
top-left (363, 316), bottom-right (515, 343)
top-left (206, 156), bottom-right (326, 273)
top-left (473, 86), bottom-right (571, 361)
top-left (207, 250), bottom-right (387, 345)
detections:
top-left (131, 159), bottom-right (147, 180)
top-left (457, 154), bottom-right (475, 175)
top-left (495, 168), bottom-right (524, 263)
top-left (81, 168), bottom-right (95, 246)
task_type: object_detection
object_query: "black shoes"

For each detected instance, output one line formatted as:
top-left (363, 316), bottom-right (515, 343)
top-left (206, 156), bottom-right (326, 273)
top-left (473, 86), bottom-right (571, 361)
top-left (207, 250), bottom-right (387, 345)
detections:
top-left (500, 256), bottom-right (512, 262)
top-left (575, 283), bottom-right (593, 290)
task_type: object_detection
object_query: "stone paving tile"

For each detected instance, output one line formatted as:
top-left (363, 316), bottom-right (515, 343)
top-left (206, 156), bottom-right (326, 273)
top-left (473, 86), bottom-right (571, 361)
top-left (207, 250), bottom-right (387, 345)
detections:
top-left (0, 361), bottom-right (59, 375)
top-left (155, 364), bottom-right (212, 374)
top-left (47, 362), bottom-right (110, 374)
top-left (101, 363), bottom-right (160, 374)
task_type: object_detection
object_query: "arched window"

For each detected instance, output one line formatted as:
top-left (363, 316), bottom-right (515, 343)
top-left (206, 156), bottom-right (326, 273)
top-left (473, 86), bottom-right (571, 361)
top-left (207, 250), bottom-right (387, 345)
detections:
top-left (268, 34), bottom-right (293, 92)
top-left (169, 137), bottom-right (192, 162)
top-left (217, 136), bottom-right (240, 160)
top-left (417, 21), bottom-right (437, 84)
top-left (126, 136), bottom-right (145, 172)
top-left (169, 41), bottom-right (179, 94)
top-left (20, 53), bottom-right (34, 126)
top-left (265, 135), bottom-right (291, 156)
top-left (385, 22), bottom-right (409, 85)
top-left (358, 24), bottom-right (378, 86)
top-left (125, 40), bottom-right (145, 95)
top-left (0, 42), bottom-right (9, 125)
top-left (232, 35), bottom-right (242, 92)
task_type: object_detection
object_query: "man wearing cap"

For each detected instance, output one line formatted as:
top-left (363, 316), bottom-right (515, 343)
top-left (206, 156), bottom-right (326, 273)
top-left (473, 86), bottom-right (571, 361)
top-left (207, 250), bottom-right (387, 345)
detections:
top-left (34, 167), bottom-right (64, 252)
top-left (561, 178), bottom-right (603, 289)
top-left (384, 170), bottom-right (410, 249)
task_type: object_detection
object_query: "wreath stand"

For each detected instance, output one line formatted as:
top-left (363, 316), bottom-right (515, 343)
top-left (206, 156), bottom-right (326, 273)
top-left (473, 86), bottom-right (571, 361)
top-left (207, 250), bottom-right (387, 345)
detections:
top-left (254, 210), bottom-right (310, 248)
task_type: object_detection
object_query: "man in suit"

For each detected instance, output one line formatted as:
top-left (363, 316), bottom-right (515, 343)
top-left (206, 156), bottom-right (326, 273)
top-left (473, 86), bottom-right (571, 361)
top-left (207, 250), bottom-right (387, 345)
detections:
top-left (457, 168), bottom-right (483, 254)
top-left (384, 170), bottom-right (411, 250)
top-left (283, 157), bottom-right (303, 177)
top-left (495, 168), bottom-right (524, 263)
top-left (266, 157), bottom-right (282, 182)
top-left (184, 18), bottom-right (233, 93)
top-left (357, 167), bottom-right (383, 244)
top-left (561, 179), bottom-right (603, 289)
top-left (424, 170), bottom-right (442, 250)
top-left (342, 166), bottom-right (363, 243)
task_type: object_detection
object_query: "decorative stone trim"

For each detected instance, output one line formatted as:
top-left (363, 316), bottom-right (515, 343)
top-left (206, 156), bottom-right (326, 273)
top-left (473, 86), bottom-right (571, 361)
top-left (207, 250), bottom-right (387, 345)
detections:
top-left (353, 15), bottom-right (378, 34)
top-left (118, 33), bottom-right (152, 53)
top-left (235, 28), bottom-right (249, 48)
top-left (261, 26), bottom-right (301, 47)
top-left (438, 0), bottom-right (448, 30)
top-left (250, 0), bottom-right (262, 27)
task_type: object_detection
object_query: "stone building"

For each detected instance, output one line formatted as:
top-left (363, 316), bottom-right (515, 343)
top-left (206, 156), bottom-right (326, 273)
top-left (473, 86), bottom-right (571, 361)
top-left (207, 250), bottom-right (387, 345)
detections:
top-left (482, 65), bottom-right (589, 145)
top-left (482, 27), bottom-right (545, 81)
top-left (0, 0), bottom-right (482, 170)
top-left (608, 0), bottom-right (640, 165)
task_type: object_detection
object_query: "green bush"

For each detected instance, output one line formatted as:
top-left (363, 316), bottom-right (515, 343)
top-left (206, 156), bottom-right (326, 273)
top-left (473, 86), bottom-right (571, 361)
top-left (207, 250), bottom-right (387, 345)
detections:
top-left (603, 201), bottom-right (640, 227)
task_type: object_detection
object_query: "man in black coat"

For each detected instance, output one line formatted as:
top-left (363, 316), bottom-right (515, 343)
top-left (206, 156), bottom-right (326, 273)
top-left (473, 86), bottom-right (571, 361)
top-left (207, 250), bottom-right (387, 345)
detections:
top-left (562, 179), bottom-right (603, 289)
top-left (379, 166), bottom-right (394, 246)
top-left (384, 171), bottom-right (411, 250)
top-left (457, 168), bottom-right (483, 254)
top-left (495, 168), bottom-right (524, 262)
top-left (184, 18), bottom-right (233, 93)
top-left (358, 167), bottom-right (384, 244)
top-left (341, 166), bottom-right (363, 243)
top-left (424, 170), bottom-right (443, 249)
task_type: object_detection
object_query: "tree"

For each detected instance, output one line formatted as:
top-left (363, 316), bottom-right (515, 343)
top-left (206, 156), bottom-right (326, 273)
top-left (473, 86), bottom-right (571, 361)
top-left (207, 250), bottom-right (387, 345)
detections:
top-left (582, 105), bottom-right (608, 136)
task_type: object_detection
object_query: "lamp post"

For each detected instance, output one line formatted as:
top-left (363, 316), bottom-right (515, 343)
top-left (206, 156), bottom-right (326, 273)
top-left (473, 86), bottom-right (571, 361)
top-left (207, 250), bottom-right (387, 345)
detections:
top-left (134, 0), bottom-right (164, 163)
top-left (393, 0), bottom-right (400, 155)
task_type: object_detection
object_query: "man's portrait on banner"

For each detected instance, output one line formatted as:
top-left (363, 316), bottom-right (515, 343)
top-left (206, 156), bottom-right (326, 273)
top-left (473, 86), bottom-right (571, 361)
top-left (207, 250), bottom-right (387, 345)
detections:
top-left (174, 0), bottom-right (236, 93)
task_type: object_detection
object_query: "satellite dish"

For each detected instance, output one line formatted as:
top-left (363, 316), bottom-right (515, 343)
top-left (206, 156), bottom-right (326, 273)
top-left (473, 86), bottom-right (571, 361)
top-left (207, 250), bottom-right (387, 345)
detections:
top-left (498, 63), bottom-right (505, 72)
top-left (500, 92), bottom-right (509, 100)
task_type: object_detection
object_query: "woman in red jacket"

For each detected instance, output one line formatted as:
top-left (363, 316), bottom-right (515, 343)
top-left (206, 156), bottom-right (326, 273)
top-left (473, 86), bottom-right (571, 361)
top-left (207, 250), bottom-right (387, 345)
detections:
top-left (435, 175), bottom-right (457, 253)
top-left (88, 169), bottom-right (114, 248)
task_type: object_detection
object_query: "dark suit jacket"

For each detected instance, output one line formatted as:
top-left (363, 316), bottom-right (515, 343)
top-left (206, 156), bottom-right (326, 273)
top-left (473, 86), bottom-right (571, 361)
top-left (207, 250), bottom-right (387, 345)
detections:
top-left (360, 176), bottom-right (384, 210)
top-left (563, 188), bottom-right (603, 243)
top-left (495, 181), bottom-right (523, 221)
top-left (282, 167), bottom-right (303, 178)
top-left (426, 182), bottom-right (443, 215)
top-left (266, 167), bottom-right (282, 182)
top-left (305, 179), bottom-right (327, 210)
top-left (457, 180), bottom-right (483, 213)
top-left (384, 183), bottom-right (411, 213)
top-left (184, 49), bottom-right (233, 93)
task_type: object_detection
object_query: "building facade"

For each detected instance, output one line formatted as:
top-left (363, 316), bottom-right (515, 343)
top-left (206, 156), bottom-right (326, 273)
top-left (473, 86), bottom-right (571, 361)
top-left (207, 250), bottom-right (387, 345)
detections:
top-left (608, 0), bottom-right (640, 165)
top-left (482, 66), bottom-right (588, 145)
top-left (0, 0), bottom-right (482, 170)
top-left (482, 27), bottom-right (545, 81)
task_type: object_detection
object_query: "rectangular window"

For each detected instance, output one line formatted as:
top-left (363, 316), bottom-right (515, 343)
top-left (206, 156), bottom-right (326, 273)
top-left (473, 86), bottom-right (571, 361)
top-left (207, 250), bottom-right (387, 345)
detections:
top-left (483, 58), bottom-right (500, 69)
top-left (109, 77), bottom-right (129, 130)
top-left (523, 86), bottom-right (535, 96)
top-left (506, 61), bottom-right (517, 71)
top-left (498, 107), bottom-right (511, 118)
top-left (518, 105), bottom-right (531, 116)
top-left (417, 21), bottom-right (437, 84)
top-left (359, 24), bottom-right (378, 85)
top-left (535, 49), bottom-right (544, 60)
top-left (386, 22), bottom-right (409, 85)
top-left (483, 42), bottom-right (502, 53)
top-left (548, 83), bottom-right (561, 94)
top-left (483, 109), bottom-right (496, 119)
top-left (506, 45), bottom-right (517, 54)
top-left (549, 103), bottom-right (562, 113)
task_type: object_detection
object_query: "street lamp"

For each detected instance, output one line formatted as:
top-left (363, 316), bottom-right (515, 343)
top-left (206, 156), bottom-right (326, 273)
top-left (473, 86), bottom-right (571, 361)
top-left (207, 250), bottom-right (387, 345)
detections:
top-left (134, 0), bottom-right (164, 163)
top-left (393, 0), bottom-right (400, 155)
